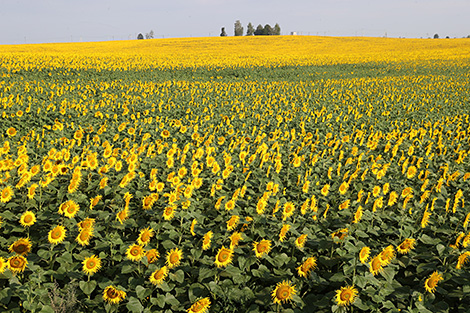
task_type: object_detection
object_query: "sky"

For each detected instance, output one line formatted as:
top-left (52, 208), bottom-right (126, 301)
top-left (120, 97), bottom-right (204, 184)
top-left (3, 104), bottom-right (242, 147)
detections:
top-left (0, 0), bottom-right (469, 45)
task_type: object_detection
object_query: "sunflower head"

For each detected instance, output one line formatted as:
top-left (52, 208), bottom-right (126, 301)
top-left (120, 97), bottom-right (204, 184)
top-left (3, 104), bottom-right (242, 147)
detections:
top-left (48, 225), bottom-right (66, 245)
top-left (102, 285), bottom-right (126, 304)
top-left (149, 266), bottom-right (168, 285)
top-left (253, 240), bottom-right (272, 258)
top-left (20, 211), bottom-right (36, 227)
top-left (359, 246), bottom-right (371, 264)
top-left (82, 255), bottom-right (101, 276)
top-left (126, 244), bottom-right (145, 262)
top-left (166, 248), bottom-right (183, 269)
top-left (187, 297), bottom-right (211, 313)
top-left (424, 271), bottom-right (443, 293)
top-left (335, 286), bottom-right (358, 306)
top-left (214, 246), bottom-right (233, 268)
top-left (7, 255), bottom-right (28, 274)
top-left (9, 238), bottom-right (32, 256)
top-left (146, 249), bottom-right (160, 264)
top-left (297, 257), bottom-right (317, 277)
top-left (137, 227), bottom-right (154, 246)
top-left (397, 238), bottom-right (416, 254)
top-left (272, 280), bottom-right (296, 304)
top-left (369, 255), bottom-right (383, 276)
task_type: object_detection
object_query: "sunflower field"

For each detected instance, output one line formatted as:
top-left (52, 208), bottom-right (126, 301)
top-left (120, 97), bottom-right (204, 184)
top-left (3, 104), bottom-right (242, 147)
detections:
top-left (1, 36), bottom-right (470, 313)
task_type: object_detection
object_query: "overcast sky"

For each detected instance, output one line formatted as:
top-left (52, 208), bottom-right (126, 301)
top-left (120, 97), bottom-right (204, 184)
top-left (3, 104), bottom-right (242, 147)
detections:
top-left (0, 0), bottom-right (469, 45)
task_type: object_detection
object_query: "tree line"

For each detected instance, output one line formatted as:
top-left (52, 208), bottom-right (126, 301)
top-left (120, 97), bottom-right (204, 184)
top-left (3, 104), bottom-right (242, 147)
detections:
top-left (221, 21), bottom-right (281, 36)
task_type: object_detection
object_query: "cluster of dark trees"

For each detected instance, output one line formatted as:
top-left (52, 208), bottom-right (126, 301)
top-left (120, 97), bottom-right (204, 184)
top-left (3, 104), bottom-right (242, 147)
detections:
top-left (221, 21), bottom-right (281, 36)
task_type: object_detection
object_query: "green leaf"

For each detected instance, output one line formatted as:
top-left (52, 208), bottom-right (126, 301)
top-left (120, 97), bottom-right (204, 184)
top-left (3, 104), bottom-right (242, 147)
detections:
top-left (126, 297), bottom-right (144, 313)
top-left (39, 305), bottom-right (55, 313)
top-left (79, 280), bottom-right (97, 295)
top-left (136, 285), bottom-right (146, 300)
top-left (164, 293), bottom-right (180, 307)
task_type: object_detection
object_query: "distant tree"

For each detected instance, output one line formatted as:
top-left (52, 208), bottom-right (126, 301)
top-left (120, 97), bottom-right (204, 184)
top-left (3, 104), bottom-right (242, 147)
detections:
top-left (254, 24), bottom-right (264, 36)
top-left (433, 33), bottom-right (439, 39)
top-left (264, 24), bottom-right (273, 35)
top-left (220, 27), bottom-right (227, 36)
top-left (234, 20), bottom-right (243, 36)
top-left (445, 36), bottom-right (450, 39)
top-left (137, 33), bottom-right (144, 40)
top-left (273, 23), bottom-right (281, 35)
top-left (467, 35), bottom-right (470, 38)
top-left (246, 22), bottom-right (255, 36)
top-left (145, 30), bottom-right (154, 39)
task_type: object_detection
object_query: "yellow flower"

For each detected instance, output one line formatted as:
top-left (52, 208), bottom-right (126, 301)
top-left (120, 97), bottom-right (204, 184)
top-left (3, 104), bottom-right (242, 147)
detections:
top-left (7, 255), bottom-right (28, 274)
top-left (359, 246), bottom-right (371, 264)
top-left (226, 215), bottom-right (240, 231)
top-left (297, 257), bottom-right (317, 277)
top-left (424, 271), bottom-right (443, 293)
top-left (187, 297), bottom-right (211, 313)
top-left (369, 255), bottom-right (383, 276)
top-left (0, 186), bottom-right (14, 203)
top-left (20, 211), bottom-right (36, 227)
top-left (59, 200), bottom-right (80, 219)
top-left (253, 240), bottom-right (271, 258)
top-left (166, 248), bottom-right (183, 269)
top-left (229, 232), bottom-right (243, 249)
top-left (145, 249), bottom-right (160, 264)
top-left (456, 251), bottom-right (470, 270)
top-left (102, 285), bottom-right (126, 304)
top-left (202, 231), bottom-right (213, 250)
top-left (272, 280), bottom-right (296, 304)
top-left (379, 245), bottom-right (395, 266)
top-left (214, 246), bottom-right (233, 268)
top-left (421, 209), bottom-right (431, 228)
top-left (137, 227), bottom-right (154, 246)
top-left (279, 224), bottom-right (290, 242)
top-left (149, 266), bottom-right (168, 285)
top-left (0, 257), bottom-right (6, 273)
top-left (295, 234), bottom-right (308, 249)
top-left (321, 184), bottom-right (330, 196)
top-left (335, 286), bottom-right (358, 306)
top-left (9, 238), bottom-right (32, 256)
top-left (82, 255), bottom-right (101, 276)
top-left (126, 244), bottom-right (145, 262)
top-left (6, 127), bottom-right (17, 137)
top-left (338, 181), bottom-right (349, 195)
top-left (76, 229), bottom-right (92, 246)
top-left (116, 208), bottom-right (130, 224)
top-left (48, 225), bottom-right (66, 245)
top-left (282, 202), bottom-right (295, 220)
top-left (397, 238), bottom-right (416, 254)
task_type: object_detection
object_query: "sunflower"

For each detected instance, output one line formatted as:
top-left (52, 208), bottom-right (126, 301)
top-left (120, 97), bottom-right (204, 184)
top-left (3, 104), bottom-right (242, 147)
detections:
top-left (272, 280), bottom-right (296, 304)
top-left (321, 184), bottom-right (330, 196)
top-left (335, 286), bottom-right (358, 306)
top-left (226, 215), bottom-right (240, 231)
top-left (163, 206), bottom-right (176, 220)
top-left (9, 238), bottom-right (32, 256)
top-left (161, 129), bottom-right (170, 139)
top-left (166, 248), bottom-right (183, 269)
top-left (338, 199), bottom-right (350, 211)
top-left (7, 255), bottom-right (28, 274)
top-left (146, 249), bottom-right (160, 264)
top-left (253, 240), bottom-right (271, 258)
top-left (279, 224), bottom-right (290, 242)
top-left (352, 206), bottom-right (363, 224)
top-left (190, 219), bottom-right (197, 236)
top-left (48, 225), bottom-right (66, 245)
top-left (126, 244), bottom-right (145, 262)
top-left (397, 238), bottom-right (416, 254)
top-left (137, 227), bottom-right (154, 246)
top-left (27, 184), bottom-right (38, 199)
top-left (338, 181), bottom-right (349, 195)
top-left (331, 229), bottom-right (348, 242)
top-left (0, 257), bottom-right (6, 273)
top-left (202, 231), bottom-right (213, 250)
top-left (456, 251), bottom-right (470, 270)
top-left (187, 297), bottom-right (211, 313)
top-left (214, 246), bottom-right (233, 268)
top-left (149, 266), bottom-right (168, 285)
top-left (297, 257), bottom-right (317, 277)
top-left (407, 165), bottom-right (417, 179)
top-left (59, 200), bottom-right (80, 219)
top-left (6, 127), bottom-right (17, 137)
top-left (116, 208), bottom-right (129, 224)
top-left (0, 186), bottom-right (14, 203)
top-left (76, 229), bottom-right (92, 246)
top-left (82, 255), bottom-right (101, 276)
top-left (359, 246), bottom-right (371, 264)
top-left (20, 211), bottom-right (36, 227)
top-left (295, 234), bottom-right (308, 249)
top-left (229, 232), bottom-right (243, 249)
top-left (369, 255), bottom-right (383, 276)
top-left (421, 209), bottom-right (431, 228)
top-left (424, 271), bottom-right (443, 293)
top-left (282, 202), bottom-right (295, 220)
top-left (379, 245), bottom-right (395, 266)
top-left (102, 285), bottom-right (126, 304)
top-left (372, 185), bottom-right (381, 197)
top-left (99, 177), bottom-right (108, 189)
top-left (89, 195), bottom-right (102, 210)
